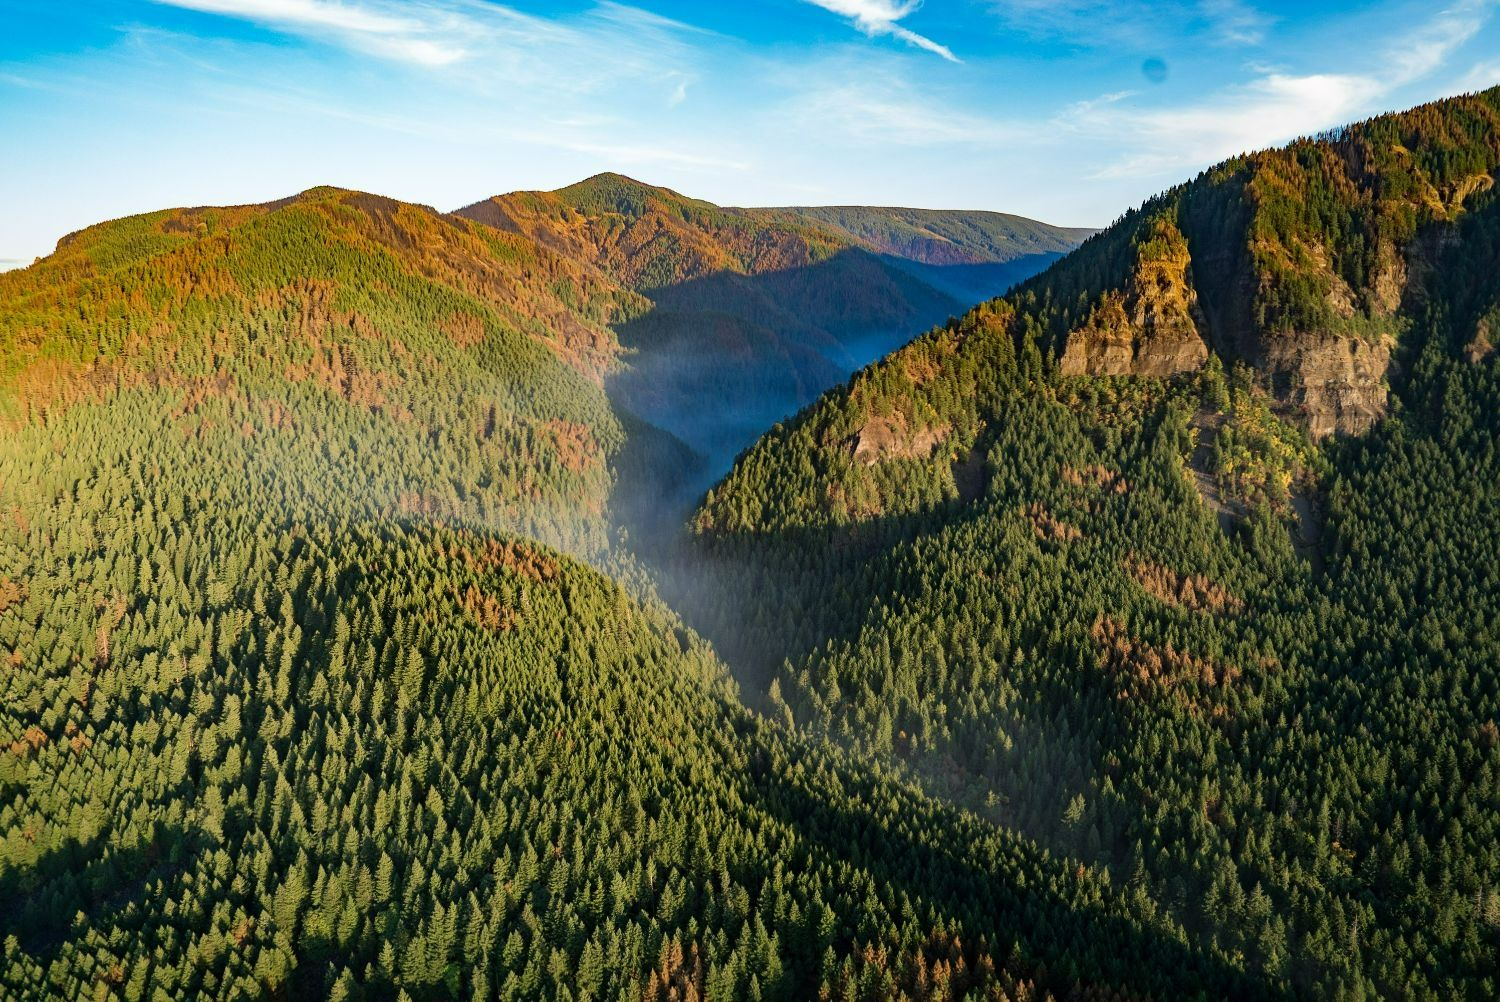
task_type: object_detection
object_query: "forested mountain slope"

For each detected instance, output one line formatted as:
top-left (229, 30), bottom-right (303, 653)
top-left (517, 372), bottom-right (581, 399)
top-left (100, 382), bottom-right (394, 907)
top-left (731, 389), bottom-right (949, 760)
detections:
top-left (455, 174), bottom-right (1085, 466)
top-left (3, 88), bottom-right (1499, 1002)
top-left (702, 88), bottom-right (1500, 535)
top-left (1, 180), bottom-right (1238, 1000)
top-left (0, 185), bottom-right (651, 557)
top-left (0, 397), bottom-right (1263, 1000)
top-left (684, 89), bottom-right (1500, 998)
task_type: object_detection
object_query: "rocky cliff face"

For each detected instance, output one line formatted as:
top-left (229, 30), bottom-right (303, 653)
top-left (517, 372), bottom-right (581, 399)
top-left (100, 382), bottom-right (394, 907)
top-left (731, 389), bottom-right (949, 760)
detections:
top-left (1059, 218), bottom-right (1209, 379)
top-left (1235, 225), bottom-right (1408, 438)
top-left (1262, 331), bottom-right (1394, 439)
top-left (1228, 236), bottom-right (1399, 439)
top-left (1039, 92), bottom-right (1500, 440)
top-left (1055, 216), bottom-right (1412, 439)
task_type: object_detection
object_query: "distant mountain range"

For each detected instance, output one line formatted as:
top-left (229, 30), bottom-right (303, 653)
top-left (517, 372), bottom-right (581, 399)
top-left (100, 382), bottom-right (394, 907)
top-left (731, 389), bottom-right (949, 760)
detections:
top-left (2, 173), bottom-right (1088, 507)
top-left (456, 173), bottom-right (1089, 468)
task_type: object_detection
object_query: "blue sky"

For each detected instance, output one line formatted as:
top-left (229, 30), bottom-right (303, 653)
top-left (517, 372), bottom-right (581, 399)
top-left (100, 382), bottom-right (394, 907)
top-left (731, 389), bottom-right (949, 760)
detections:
top-left (2, 0), bottom-right (1498, 266)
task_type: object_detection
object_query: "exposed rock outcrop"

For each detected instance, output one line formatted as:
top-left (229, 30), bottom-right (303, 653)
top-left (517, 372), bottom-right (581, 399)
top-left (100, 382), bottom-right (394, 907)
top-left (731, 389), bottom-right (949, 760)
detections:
top-left (1060, 218), bottom-right (1209, 378)
top-left (1468, 315), bottom-right (1496, 364)
top-left (852, 411), bottom-right (950, 465)
top-left (1446, 172), bottom-right (1495, 212)
top-left (1244, 236), bottom-right (1399, 439)
top-left (1369, 239), bottom-right (1408, 316)
top-left (1263, 332), bottom-right (1392, 439)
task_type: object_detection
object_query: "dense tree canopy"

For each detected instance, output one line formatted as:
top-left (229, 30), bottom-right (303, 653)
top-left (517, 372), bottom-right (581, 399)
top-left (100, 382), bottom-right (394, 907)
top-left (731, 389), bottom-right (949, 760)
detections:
top-left (3, 89), bottom-right (1499, 1001)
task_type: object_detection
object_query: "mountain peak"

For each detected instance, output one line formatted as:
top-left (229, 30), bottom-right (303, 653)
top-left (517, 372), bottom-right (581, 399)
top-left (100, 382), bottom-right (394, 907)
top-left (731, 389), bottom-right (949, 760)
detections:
top-left (552, 172), bottom-right (714, 219)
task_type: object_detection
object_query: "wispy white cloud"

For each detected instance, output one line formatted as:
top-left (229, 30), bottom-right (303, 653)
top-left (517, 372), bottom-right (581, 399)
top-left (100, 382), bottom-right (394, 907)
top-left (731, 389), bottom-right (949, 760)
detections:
top-left (591, 1), bottom-right (713, 38)
top-left (160, 0), bottom-right (418, 35)
top-left (151, 0), bottom-right (714, 93)
top-left (130, 0), bottom-right (736, 188)
top-left (207, 79), bottom-right (472, 139)
top-left (1457, 59), bottom-right (1500, 90)
top-left (802, 1), bottom-right (959, 62)
top-left (1197, 0), bottom-right (1272, 45)
top-left (989, 0), bottom-right (1134, 45)
top-left (149, 0), bottom-right (705, 106)
top-left (1071, 72), bottom-right (1373, 179)
top-left (1067, 0), bottom-right (1496, 179)
top-left (527, 135), bottom-right (750, 172)
top-left (190, 50), bottom-right (741, 171)
top-left (0, 70), bottom-right (46, 90)
top-left (1388, 0), bottom-right (1491, 82)
top-left (153, 0), bottom-right (472, 65)
top-left (665, 70), bottom-right (690, 107)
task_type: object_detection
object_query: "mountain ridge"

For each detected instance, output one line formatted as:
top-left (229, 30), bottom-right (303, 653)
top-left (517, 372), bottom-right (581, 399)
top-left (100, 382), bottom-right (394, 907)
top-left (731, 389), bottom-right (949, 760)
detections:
top-left (1, 168), bottom-right (1252, 1002)
top-left (454, 174), bottom-right (1088, 468)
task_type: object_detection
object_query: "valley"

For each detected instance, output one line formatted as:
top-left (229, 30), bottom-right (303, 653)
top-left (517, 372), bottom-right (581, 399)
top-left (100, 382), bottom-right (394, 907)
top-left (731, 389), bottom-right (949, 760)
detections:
top-left (2, 87), bottom-right (1500, 1002)
top-left (456, 174), bottom-right (1089, 481)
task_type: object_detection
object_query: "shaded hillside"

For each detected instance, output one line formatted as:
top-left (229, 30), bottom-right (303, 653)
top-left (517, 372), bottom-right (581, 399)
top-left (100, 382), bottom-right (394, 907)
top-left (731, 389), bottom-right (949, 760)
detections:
top-left (773, 205), bottom-right (1095, 303)
top-left (455, 175), bottom-right (1088, 469)
top-left (682, 89), bottom-right (1500, 998)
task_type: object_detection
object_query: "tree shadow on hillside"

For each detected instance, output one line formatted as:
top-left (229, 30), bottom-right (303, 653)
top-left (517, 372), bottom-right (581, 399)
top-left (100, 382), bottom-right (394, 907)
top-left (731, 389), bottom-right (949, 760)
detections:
top-left (883, 252), bottom-right (1069, 305)
top-left (675, 494), bottom-right (1151, 859)
top-left (654, 502), bottom-right (973, 691)
top-left (645, 449), bottom-right (1231, 901)
top-left (733, 726), bottom-right (1283, 999)
top-left (645, 416), bottom-right (1020, 689)
top-left (606, 247), bottom-right (1063, 473)
top-left (0, 821), bottom-right (205, 963)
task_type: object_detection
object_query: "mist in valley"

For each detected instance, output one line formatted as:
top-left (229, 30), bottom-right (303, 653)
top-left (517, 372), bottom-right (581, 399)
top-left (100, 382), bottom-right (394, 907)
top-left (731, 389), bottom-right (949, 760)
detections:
top-left (598, 252), bottom-right (1122, 879)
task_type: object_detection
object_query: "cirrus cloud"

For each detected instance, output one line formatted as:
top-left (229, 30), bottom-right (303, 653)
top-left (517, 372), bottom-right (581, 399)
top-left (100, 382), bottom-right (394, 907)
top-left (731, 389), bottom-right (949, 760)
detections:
top-left (802, 0), bottom-right (959, 62)
top-left (152, 0), bottom-right (473, 65)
